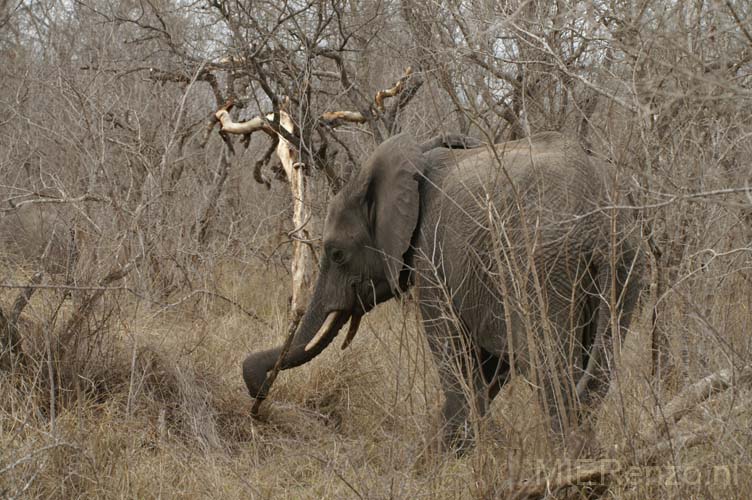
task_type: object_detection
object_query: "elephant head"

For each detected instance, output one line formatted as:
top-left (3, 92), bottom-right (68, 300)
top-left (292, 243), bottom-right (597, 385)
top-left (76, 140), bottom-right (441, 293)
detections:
top-left (242, 134), bottom-right (429, 400)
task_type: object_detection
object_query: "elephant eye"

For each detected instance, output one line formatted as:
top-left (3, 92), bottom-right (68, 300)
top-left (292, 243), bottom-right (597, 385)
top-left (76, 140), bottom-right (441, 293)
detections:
top-left (330, 248), bottom-right (345, 264)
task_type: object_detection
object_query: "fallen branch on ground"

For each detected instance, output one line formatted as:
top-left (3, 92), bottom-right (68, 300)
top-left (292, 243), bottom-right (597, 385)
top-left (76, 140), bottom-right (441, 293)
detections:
top-left (661, 365), bottom-right (752, 424)
top-left (506, 429), bottom-right (712, 499)
top-left (505, 364), bottom-right (752, 499)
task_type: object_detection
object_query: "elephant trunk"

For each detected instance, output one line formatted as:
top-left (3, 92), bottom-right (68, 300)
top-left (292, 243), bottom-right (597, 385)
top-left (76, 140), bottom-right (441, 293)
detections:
top-left (242, 283), bottom-right (350, 400)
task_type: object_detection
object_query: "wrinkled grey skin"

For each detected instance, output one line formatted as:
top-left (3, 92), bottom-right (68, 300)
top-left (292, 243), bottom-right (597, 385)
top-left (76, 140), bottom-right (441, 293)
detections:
top-left (243, 132), bottom-right (642, 452)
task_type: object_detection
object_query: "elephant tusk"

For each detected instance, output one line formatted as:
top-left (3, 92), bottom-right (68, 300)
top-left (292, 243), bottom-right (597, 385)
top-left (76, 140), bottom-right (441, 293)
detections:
top-left (340, 314), bottom-right (362, 350)
top-left (305, 311), bottom-right (341, 352)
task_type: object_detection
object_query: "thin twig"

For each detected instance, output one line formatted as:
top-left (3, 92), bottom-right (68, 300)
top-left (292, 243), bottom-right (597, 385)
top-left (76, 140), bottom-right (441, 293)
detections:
top-left (9, 272), bottom-right (44, 323)
top-left (153, 289), bottom-right (271, 328)
top-left (562, 186), bottom-right (752, 223)
top-left (58, 254), bottom-right (143, 348)
top-left (250, 312), bottom-right (302, 418)
top-left (3, 194), bottom-right (110, 211)
top-left (306, 452), bottom-right (365, 499)
top-left (286, 213), bottom-right (312, 237)
top-left (0, 283), bottom-right (128, 291)
top-left (725, 0), bottom-right (752, 46)
top-left (0, 441), bottom-right (78, 475)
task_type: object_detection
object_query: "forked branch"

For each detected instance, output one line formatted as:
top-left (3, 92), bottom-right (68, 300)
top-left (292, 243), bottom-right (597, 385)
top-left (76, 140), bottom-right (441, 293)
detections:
top-left (212, 67), bottom-right (417, 181)
top-left (374, 67), bottom-right (413, 111)
top-left (214, 101), bottom-right (277, 139)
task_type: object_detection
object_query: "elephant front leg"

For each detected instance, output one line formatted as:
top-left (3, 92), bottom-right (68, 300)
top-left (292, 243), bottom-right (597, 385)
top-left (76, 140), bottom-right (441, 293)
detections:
top-left (421, 306), bottom-right (499, 454)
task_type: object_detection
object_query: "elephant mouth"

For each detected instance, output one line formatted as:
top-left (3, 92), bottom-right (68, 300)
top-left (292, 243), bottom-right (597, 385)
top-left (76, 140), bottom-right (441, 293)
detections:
top-left (305, 310), bottom-right (363, 352)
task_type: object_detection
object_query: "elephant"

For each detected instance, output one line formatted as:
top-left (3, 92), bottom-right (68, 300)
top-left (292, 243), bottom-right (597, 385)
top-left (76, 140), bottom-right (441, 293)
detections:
top-left (243, 131), bottom-right (642, 452)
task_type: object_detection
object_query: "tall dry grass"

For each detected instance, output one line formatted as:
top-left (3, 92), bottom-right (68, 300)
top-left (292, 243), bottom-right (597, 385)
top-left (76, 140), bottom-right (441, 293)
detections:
top-left (2, 252), bottom-right (752, 498)
top-left (2, 0), bottom-right (751, 497)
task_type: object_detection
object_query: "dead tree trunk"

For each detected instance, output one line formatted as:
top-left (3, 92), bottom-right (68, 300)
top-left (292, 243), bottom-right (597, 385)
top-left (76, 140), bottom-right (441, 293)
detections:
top-left (213, 69), bottom-right (417, 319)
top-left (214, 107), bottom-right (316, 318)
top-left (274, 111), bottom-right (315, 317)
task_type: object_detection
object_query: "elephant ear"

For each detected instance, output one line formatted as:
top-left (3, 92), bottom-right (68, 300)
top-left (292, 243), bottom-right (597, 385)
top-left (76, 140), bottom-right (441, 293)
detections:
top-left (358, 134), bottom-right (427, 293)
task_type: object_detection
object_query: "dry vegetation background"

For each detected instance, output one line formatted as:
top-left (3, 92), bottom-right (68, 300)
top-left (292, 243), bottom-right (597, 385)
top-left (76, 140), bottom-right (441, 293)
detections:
top-left (1, 0), bottom-right (751, 498)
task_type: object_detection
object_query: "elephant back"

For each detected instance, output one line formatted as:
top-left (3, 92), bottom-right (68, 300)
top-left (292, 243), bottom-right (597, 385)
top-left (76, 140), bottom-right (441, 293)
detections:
top-left (418, 132), bottom-right (626, 294)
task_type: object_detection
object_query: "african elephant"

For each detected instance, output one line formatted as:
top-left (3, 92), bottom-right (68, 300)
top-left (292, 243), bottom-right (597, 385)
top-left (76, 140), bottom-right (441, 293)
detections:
top-left (243, 132), bottom-right (642, 452)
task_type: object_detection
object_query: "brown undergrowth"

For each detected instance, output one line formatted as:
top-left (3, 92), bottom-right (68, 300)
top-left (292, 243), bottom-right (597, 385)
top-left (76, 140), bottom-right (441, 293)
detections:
top-left (2, 263), bottom-right (752, 499)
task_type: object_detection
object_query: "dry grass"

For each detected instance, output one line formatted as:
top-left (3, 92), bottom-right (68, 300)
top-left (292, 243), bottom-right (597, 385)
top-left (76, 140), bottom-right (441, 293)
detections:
top-left (2, 260), bottom-right (752, 499)
top-left (1, 0), bottom-right (750, 496)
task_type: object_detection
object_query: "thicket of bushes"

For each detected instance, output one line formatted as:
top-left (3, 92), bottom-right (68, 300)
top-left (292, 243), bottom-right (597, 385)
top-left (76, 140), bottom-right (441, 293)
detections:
top-left (1, 1), bottom-right (751, 497)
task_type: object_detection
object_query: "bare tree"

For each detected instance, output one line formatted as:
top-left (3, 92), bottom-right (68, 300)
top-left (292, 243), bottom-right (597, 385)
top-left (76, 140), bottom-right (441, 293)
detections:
top-left (2, 0), bottom-right (752, 496)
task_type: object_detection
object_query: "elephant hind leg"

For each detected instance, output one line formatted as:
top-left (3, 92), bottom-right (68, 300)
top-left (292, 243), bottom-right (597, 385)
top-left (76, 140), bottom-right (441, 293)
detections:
top-left (576, 247), bottom-right (642, 406)
top-left (538, 350), bottom-right (579, 439)
top-left (479, 346), bottom-right (510, 401)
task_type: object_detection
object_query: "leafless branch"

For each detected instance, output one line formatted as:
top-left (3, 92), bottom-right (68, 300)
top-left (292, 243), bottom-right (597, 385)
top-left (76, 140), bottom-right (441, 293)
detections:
top-left (3, 194), bottom-right (109, 211)
top-left (250, 312), bottom-right (302, 419)
top-left (58, 254), bottom-right (143, 349)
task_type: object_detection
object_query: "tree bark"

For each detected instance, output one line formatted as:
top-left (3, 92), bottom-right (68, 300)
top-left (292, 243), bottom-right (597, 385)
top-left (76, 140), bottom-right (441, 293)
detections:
top-left (275, 111), bottom-right (315, 317)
